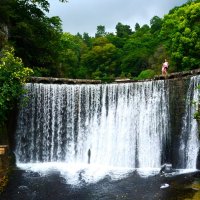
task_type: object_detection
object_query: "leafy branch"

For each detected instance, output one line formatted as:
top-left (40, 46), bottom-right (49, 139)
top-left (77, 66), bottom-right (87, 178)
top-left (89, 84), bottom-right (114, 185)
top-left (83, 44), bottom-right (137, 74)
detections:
top-left (0, 46), bottom-right (33, 125)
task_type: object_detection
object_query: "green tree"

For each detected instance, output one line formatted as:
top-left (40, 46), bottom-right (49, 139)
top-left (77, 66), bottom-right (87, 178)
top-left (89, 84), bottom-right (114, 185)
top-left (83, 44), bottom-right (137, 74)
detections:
top-left (17, 0), bottom-right (68, 12)
top-left (0, 0), bottom-right (65, 76)
top-left (106, 33), bottom-right (126, 48)
top-left (135, 23), bottom-right (140, 31)
top-left (148, 45), bottom-right (169, 74)
top-left (150, 16), bottom-right (163, 34)
top-left (116, 22), bottom-right (132, 38)
top-left (95, 25), bottom-right (107, 38)
top-left (82, 32), bottom-right (92, 48)
top-left (80, 37), bottom-right (120, 79)
top-left (121, 24), bottom-right (158, 77)
top-left (0, 47), bottom-right (33, 125)
top-left (8, 1), bottom-right (63, 76)
top-left (160, 1), bottom-right (200, 71)
top-left (58, 32), bottom-right (87, 78)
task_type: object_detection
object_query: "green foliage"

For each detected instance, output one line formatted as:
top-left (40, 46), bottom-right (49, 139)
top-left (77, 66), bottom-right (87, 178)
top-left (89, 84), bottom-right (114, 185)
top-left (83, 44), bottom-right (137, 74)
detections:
top-left (0, 47), bottom-right (33, 125)
top-left (120, 24), bottom-right (159, 77)
top-left (80, 37), bottom-right (120, 79)
top-left (150, 16), bottom-right (163, 34)
top-left (116, 22), bottom-right (132, 38)
top-left (194, 110), bottom-right (200, 120)
top-left (58, 32), bottom-right (86, 78)
top-left (1, 0), bottom-right (199, 81)
top-left (138, 69), bottom-right (156, 79)
top-left (149, 45), bottom-right (170, 74)
top-left (160, 1), bottom-right (200, 71)
top-left (135, 23), bottom-right (140, 31)
top-left (95, 25), bottom-right (107, 38)
top-left (33, 67), bottom-right (51, 77)
top-left (16, 0), bottom-right (68, 12)
top-left (0, 0), bottom-right (13, 24)
top-left (4, 0), bottom-right (63, 76)
top-left (82, 32), bottom-right (92, 48)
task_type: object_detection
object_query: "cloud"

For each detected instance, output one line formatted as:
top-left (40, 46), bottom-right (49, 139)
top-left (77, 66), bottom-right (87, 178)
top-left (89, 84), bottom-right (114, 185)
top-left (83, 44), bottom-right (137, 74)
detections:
top-left (48, 0), bottom-right (187, 36)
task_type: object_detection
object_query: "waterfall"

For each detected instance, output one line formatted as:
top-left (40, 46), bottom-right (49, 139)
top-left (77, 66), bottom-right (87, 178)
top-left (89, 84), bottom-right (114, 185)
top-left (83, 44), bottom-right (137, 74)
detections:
top-left (15, 81), bottom-right (169, 169)
top-left (179, 75), bottom-right (200, 169)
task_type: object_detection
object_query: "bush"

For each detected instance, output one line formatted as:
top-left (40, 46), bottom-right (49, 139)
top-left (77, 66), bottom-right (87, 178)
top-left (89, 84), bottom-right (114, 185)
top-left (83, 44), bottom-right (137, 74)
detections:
top-left (137, 69), bottom-right (156, 80)
top-left (0, 47), bottom-right (33, 125)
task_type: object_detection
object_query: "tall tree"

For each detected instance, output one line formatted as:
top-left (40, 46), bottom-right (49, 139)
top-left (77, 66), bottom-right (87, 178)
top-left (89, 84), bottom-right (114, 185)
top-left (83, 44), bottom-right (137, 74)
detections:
top-left (95, 25), bottom-right (106, 37)
top-left (150, 16), bottom-right (163, 34)
top-left (58, 32), bottom-right (87, 78)
top-left (80, 37), bottom-right (120, 80)
top-left (116, 22), bottom-right (132, 38)
top-left (7, 0), bottom-right (63, 76)
top-left (83, 32), bottom-right (92, 48)
top-left (135, 23), bottom-right (140, 31)
top-left (120, 24), bottom-right (158, 77)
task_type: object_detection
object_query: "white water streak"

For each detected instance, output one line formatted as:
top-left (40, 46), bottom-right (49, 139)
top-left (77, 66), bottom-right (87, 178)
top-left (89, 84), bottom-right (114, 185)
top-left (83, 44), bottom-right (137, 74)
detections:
top-left (15, 81), bottom-right (169, 169)
top-left (180, 76), bottom-right (200, 169)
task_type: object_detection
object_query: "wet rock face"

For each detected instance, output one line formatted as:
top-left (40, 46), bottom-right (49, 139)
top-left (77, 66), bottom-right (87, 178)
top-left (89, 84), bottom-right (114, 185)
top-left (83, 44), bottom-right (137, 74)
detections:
top-left (160, 163), bottom-right (173, 174)
top-left (168, 78), bottom-right (190, 168)
top-left (197, 154), bottom-right (200, 169)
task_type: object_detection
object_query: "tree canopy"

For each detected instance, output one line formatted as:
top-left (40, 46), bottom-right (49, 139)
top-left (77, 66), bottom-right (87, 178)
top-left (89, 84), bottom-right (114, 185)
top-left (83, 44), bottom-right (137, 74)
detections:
top-left (160, 1), bottom-right (200, 71)
top-left (0, 0), bottom-right (200, 81)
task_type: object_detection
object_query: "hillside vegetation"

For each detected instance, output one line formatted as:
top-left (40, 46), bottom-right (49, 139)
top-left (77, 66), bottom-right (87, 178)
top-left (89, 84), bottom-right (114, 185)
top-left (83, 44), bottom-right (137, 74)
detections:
top-left (0, 0), bottom-right (200, 81)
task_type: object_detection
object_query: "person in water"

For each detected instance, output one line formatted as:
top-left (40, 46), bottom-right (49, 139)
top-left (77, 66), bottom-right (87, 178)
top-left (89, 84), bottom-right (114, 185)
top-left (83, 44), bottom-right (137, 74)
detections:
top-left (162, 59), bottom-right (169, 76)
top-left (88, 149), bottom-right (91, 164)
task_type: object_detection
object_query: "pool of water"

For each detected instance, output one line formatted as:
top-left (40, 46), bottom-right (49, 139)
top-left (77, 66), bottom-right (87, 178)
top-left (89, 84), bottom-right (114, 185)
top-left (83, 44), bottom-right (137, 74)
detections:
top-left (1, 163), bottom-right (200, 200)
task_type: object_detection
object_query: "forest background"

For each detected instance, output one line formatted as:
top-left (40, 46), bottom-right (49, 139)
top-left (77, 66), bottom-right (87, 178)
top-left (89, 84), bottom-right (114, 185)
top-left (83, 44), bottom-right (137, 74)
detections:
top-left (0, 0), bottom-right (200, 124)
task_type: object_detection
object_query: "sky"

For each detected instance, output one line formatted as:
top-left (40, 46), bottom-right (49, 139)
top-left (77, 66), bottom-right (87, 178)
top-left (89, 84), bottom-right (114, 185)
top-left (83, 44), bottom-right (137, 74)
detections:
top-left (48, 0), bottom-right (188, 36)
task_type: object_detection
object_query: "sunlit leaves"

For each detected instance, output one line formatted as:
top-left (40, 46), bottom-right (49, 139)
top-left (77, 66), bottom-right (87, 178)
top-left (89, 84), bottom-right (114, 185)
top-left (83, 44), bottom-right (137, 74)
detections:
top-left (80, 37), bottom-right (120, 80)
top-left (160, 1), bottom-right (200, 70)
top-left (0, 47), bottom-right (33, 124)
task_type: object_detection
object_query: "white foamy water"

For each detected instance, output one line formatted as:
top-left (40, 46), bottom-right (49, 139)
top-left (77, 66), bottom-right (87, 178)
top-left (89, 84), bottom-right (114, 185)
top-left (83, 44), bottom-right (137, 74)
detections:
top-left (15, 80), bottom-right (171, 183)
top-left (15, 81), bottom-right (169, 167)
top-left (179, 75), bottom-right (200, 169)
top-left (17, 162), bottom-right (134, 185)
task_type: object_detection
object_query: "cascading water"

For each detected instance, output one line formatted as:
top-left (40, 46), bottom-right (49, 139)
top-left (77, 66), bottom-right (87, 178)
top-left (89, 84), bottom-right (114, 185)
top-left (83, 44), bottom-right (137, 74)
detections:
top-left (15, 80), bottom-right (170, 180)
top-left (3, 77), bottom-right (200, 200)
top-left (179, 75), bottom-right (200, 169)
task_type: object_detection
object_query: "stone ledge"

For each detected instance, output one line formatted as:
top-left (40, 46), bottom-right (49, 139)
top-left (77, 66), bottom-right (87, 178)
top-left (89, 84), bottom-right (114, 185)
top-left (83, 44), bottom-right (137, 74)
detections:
top-left (28, 77), bottom-right (102, 84)
top-left (27, 68), bottom-right (200, 84)
top-left (154, 68), bottom-right (200, 80)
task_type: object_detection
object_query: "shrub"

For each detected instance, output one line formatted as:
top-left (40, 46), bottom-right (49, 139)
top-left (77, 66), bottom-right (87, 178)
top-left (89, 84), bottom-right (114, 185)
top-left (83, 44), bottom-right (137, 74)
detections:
top-left (137, 69), bottom-right (156, 80)
top-left (0, 47), bottom-right (33, 125)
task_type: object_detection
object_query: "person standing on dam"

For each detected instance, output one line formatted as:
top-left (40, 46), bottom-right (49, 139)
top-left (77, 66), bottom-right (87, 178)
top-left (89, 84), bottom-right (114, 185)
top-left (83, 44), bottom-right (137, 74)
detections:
top-left (162, 59), bottom-right (169, 76)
